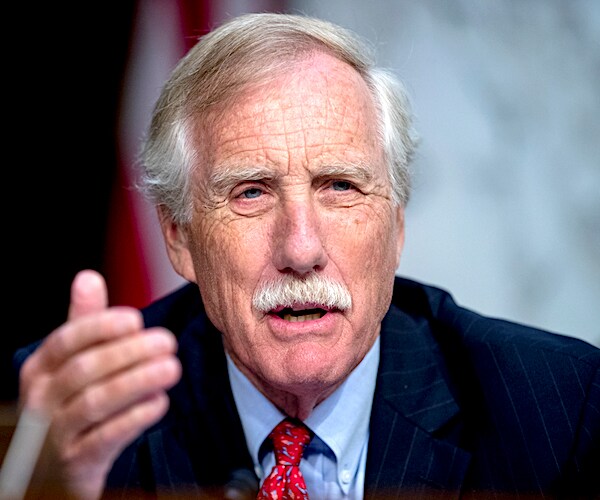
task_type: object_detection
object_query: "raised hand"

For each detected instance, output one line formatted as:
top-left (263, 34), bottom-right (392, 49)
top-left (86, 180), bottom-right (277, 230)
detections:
top-left (17, 270), bottom-right (182, 499)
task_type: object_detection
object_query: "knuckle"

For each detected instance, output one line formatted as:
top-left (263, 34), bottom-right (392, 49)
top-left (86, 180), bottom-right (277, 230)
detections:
top-left (78, 387), bottom-right (104, 424)
top-left (117, 337), bottom-right (139, 363)
top-left (48, 324), bottom-right (71, 355)
top-left (109, 375), bottom-right (130, 398)
top-left (57, 440), bottom-right (78, 466)
top-left (69, 354), bottom-right (94, 381)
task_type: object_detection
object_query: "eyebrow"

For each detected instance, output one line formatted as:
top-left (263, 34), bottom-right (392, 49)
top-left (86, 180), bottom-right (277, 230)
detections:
top-left (315, 162), bottom-right (375, 184)
top-left (207, 160), bottom-right (375, 194)
top-left (208, 164), bottom-right (276, 194)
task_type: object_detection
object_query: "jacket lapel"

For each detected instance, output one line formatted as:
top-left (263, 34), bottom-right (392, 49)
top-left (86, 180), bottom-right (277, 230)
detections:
top-left (365, 304), bottom-right (471, 498)
top-left (147, 311), bottom-right (258, 498)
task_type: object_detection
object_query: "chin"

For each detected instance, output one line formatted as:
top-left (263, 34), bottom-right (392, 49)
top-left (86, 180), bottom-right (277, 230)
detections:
top-left (276, 344), bottom-right (351, 389)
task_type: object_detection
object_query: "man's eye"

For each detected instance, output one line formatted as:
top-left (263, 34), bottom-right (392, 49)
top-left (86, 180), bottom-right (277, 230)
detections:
top-left (240, 187), bottom-right (263, 199)
top-left (331, 180), bottom-right (353, 191)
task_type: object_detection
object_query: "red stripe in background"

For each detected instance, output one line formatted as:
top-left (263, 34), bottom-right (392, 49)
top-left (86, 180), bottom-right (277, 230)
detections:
top-left (104, 158), bottom-right (151, 308)
top-left (178, 0), bottom-right (214, 49)
top-left (105, 0), bottom-right (213, 308)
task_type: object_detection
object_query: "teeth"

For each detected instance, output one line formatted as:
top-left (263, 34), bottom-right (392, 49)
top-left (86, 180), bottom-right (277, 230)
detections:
top-left (283, 313), bottom-right (322, 322)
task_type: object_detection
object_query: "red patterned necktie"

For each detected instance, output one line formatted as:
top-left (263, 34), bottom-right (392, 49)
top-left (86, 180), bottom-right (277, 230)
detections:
top-left (257, 418), bottom-right (312, 500)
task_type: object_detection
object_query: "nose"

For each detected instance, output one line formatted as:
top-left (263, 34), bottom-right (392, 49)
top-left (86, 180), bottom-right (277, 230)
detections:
top-left (272, 200), bottom-right (328, 275)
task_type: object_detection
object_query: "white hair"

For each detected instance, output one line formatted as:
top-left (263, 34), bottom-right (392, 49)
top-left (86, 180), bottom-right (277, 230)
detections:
top-left (139, 12), bottom-right (418, 224)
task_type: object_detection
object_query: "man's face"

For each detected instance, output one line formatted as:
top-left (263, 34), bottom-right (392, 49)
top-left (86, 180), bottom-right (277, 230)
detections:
top-left (165, 53), bottom-right (404, 403)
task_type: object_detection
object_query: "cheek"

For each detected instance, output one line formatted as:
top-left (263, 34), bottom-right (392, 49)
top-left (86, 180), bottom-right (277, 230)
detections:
top-left (332, 206), bottom-right (398, 271)
top-left (195, 216), bottom-right (266, 276)
top-left (329, 206), bottom-right (398, 318)
top-left (190, 216), bottom-right (272, 322)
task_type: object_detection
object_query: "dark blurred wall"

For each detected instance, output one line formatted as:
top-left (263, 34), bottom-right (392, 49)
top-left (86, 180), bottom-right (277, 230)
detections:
top-left (3, 3), bottom-right (137, 400)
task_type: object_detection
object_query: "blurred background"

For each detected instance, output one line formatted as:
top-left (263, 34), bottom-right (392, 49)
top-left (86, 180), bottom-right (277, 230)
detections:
top-left (4, 0), bottom-right (599, 405)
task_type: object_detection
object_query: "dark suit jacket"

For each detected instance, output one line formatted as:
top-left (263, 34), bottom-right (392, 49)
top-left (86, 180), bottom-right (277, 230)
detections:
top-left (13, 277), bottom-right (600, 499)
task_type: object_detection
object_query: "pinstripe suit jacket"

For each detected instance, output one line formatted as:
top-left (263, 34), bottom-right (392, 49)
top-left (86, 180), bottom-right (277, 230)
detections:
top-left (15, 277), bottom-right (600, 498)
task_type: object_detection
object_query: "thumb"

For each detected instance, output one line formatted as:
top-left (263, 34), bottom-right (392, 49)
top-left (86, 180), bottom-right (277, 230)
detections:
top-left (67, 269), bottom-right (109, 321)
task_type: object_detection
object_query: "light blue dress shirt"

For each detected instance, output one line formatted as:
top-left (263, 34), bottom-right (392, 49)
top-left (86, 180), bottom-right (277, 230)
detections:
top-left (227, 336), bottom-right (380, 499)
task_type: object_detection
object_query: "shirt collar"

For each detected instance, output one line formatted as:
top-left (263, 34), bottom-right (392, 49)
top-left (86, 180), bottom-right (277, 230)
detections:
top-left (227, 336), bottom-right (380, 489)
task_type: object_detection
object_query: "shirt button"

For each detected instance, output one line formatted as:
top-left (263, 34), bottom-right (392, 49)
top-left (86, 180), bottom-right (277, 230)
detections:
top-left (341, 469), bottom-right (352, 484)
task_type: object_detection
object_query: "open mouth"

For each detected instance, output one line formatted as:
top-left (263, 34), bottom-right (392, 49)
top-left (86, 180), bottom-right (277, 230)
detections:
top-left (275, 307), bottom-right (327, 322)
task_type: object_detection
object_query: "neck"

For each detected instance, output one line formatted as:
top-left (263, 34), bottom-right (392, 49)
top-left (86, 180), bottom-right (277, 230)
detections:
top-left (257, 381), bottom-right (340, 420)
top-left (229, 354), bottom-right (342, 420)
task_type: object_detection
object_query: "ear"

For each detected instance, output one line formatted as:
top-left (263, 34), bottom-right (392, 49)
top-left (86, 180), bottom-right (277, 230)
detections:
top-left (157, 206), bottom-right (198, 283)
top-left (394, 205), bottom-right (405, 269)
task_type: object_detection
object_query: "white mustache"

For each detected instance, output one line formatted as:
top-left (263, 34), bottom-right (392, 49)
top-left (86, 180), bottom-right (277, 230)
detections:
top-left (253, 274), bottom-right (352, 312)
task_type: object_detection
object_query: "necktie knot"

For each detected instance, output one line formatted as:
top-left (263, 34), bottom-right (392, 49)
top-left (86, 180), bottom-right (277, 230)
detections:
top-left (258, 418), bottom-right (312, 499)
top-left (270, 418), bottom-right (312, 467)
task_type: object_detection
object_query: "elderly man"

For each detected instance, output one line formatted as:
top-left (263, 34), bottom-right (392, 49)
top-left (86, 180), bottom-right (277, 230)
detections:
top-left (10, 12), bottom-right (599, 500)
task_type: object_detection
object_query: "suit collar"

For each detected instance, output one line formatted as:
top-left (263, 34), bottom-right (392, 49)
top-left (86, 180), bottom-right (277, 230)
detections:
top-left (377, 303), bottom-right (459, 433)
top-left (365, 303), bottom-right (470, 497)
top-left (146, 312), bottom-right (257, 495)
